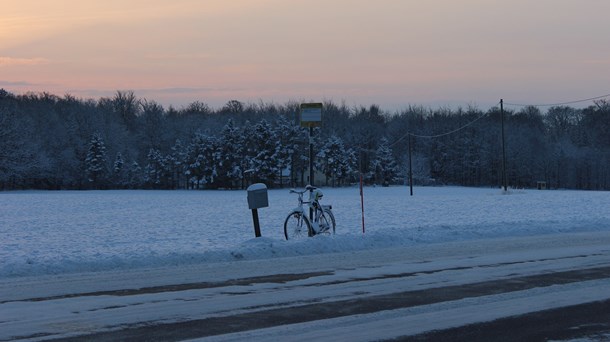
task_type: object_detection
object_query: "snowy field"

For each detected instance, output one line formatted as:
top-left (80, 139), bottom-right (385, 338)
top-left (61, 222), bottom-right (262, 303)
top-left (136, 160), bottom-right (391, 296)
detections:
top-left (1, 186), bottom-right (609, 279)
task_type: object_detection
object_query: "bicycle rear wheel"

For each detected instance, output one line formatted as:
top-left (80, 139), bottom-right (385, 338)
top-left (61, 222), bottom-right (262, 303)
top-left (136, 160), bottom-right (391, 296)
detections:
top-left (316, 212), bottom-right (333, 236)
top-left (323, 208), bottom-right (336, 234)
top-left (284, 211), bottom-right (312, 240)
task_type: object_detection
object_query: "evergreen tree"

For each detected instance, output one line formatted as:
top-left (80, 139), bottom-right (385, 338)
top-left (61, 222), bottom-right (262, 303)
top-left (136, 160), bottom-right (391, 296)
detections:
top-left (239, 121), bottom-right (257, 188)
top-left (341, 147), bottom-right (358, 185)
top-left (244, 119), bottom-right (278, 183)
top-left (317, 135), bottom-right (354, 186)
top-left (144, 148), bottom-right (163, 188)
top-left (128, 161), bottom-right (143, 189)
top-left (170, 139), bottom-right (187, 189)
top-left (250, 119), bottom-right (277, 184)
top-left (0, 108), bottom-right (33, 189)
top-left (144, 148), bottom-right (174, 189)
top-left (371, 137), bottom-right (399, 186)
top-left (185, 132), bottom-right (217, 189)
top-left (113, 152), bottom-right (124, 175)
top-left (274, 115), bottom-right (302, 188)
top-left (112, 152), bottom-right (129, 188)
top-left (85, 133), bottom-right (108, 188)
top-left (215, 119), bottom-right (243, 189)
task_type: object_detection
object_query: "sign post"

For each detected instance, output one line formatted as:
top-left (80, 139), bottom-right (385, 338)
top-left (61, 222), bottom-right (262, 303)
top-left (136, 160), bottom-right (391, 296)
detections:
top-left (246, 183), bottom-right (269, 238)
top-left (300, 103), bottom-right (322, 221)
top-left (300, 103), bottom-right (323, 187)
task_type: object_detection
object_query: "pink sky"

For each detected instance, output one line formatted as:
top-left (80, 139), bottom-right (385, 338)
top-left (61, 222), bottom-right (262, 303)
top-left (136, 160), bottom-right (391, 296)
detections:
top-left (2, 0), bottom-right (610, 111)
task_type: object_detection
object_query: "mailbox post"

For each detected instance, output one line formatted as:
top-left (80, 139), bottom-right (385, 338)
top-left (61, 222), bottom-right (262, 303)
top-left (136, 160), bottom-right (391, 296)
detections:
top-left (247, 183), bottom-right (268, 238)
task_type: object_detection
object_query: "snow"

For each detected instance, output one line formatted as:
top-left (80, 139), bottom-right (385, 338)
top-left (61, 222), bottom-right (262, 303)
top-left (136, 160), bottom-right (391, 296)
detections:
top-left (246, 183), bottom-right (267, 191)
top-left (1, 186), bottom-right (610, 340)
top-left (1, 186), bottom-right (609, 278)
top-left (198, 278), bottom-right (610, 342)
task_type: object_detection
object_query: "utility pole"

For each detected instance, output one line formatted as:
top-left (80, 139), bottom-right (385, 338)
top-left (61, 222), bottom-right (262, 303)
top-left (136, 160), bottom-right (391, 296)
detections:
top-left (309, 126), bottom-right (314, 186)
top-left (500, 99), bottom-right (508, 192)
top-left (359, 147), bottom-right (365, 234)
top-left (408, 133), bottom-right (413, 196)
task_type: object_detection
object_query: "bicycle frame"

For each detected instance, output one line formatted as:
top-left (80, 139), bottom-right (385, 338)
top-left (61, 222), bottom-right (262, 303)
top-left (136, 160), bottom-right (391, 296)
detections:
top-left (287, 187), bottom-right (334, 237)
top-left (289, 189), bottom-right (307, 214)
top-left (289, 189), bottom-right (320, 217)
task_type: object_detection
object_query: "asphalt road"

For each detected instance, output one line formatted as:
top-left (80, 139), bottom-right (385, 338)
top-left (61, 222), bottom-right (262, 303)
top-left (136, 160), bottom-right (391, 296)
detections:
top-left (49, 267), bottom-right (610, 341)
top-left (3, 233), bottom-right (610, 341)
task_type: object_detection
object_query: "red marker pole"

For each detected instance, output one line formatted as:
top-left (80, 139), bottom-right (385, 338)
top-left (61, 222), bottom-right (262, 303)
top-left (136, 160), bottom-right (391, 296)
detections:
top-left (360, 173), bottom-right (365, 234)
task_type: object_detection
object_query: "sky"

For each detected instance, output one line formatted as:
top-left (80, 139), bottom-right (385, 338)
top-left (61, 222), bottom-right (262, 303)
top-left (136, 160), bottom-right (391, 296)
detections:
top-left (1, 0), bottom-right (610, 111)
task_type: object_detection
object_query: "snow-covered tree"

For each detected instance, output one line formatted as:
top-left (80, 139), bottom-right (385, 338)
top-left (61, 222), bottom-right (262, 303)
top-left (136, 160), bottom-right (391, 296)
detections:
top-left (144, 148), bottom-right (175, 189)
top-left (274, 115), bottom-right (303, 188)
top-left (251, 119), bottom-right (278, 183)
top-left (113, 152), bottom-right (124, 175)
top-left (128, 161), bottom-right (143, 189)
top-left (370, 137), bottom-right (399, 186)
top-left (170, 139), bottom-right (187, 189)
top-left (317, 135), bottom-right (356, 186)
top-left (85, 133), bottom-right (108, 188)
top-left (144, 148), bottom-right (163, 188)
top-left (0, 108), bottom-right (33, 189)
top-left (112, 152), bottom-right (130, 188)
top-left (215, 119), bottom-right (243, 189)
top-left (185, 132), bottom-right (217, 189)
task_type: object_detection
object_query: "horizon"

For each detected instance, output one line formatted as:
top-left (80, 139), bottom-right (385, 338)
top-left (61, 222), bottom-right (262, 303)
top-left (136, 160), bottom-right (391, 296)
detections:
top-left (2, 87), bottom-right (607, 114)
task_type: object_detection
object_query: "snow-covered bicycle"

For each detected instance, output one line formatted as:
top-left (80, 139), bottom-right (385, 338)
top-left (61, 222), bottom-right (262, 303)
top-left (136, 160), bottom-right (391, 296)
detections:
top-left (284, 185), bottom-right (336, 240)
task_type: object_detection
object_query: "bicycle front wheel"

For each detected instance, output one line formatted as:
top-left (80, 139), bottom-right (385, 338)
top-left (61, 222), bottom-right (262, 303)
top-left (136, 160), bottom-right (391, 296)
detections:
top-left (284, 211), bottom-right (312, 240)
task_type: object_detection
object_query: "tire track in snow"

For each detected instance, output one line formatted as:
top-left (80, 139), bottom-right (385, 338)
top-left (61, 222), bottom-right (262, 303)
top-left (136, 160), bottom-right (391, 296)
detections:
top-left (0, 272), bottom-right (332, 304)
top-left (4, 252), bottom-right (600, 304)
top-left (47, 266), bottom-right (610, 341)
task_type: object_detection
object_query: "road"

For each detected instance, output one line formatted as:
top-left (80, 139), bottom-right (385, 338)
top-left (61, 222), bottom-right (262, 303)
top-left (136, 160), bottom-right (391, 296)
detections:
top-left (2, 232), bottom-right (610, 341)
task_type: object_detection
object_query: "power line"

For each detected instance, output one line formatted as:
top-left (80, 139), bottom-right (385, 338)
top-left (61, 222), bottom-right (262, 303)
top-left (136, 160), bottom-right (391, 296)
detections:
top-left (504, 93), bottom-right (610, 107)
top-left (388, 109), bottom-right (490, 148)
top-left (387, 92), bottom-right (610, 147)
top-left (409, 110), bottom-right (489, 139)
top-left (382, 92), bottom-right (609, 149)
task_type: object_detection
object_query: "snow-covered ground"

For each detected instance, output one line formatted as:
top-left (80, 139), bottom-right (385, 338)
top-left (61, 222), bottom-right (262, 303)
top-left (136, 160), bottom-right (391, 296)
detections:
top-left (2, 186), bottom-right (610, 341)
top-left (1, 186), bottom-right (609, 278)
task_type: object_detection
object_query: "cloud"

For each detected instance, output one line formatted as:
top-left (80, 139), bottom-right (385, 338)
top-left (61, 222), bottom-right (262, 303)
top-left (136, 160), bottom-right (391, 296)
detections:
top-left (66, 87), bottom-right (246, 97)
top-left (0, 57), bottom-right (48, 67)
top-left (0, 80), bottom-right (39, 86)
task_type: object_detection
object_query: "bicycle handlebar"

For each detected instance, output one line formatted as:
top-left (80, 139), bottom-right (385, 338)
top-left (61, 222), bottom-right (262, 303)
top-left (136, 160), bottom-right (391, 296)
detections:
top-left (290, 185), bottom-right (317, 195)
top-left (289, 188), bottom-right (320, 207)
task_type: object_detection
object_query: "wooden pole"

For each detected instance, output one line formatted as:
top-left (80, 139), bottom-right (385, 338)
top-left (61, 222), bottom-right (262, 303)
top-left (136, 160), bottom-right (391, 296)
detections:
top-left (500, 99), bottom-right (508, 192)
top-left (309, 126), bottom-right (314, 186)
top-left (251, 208), bottom-right (261, 238)
top-left (359, 148), bottom-right (365, 234)
top-left (360, 173), bottom-right (365, 234)
top-left (408, 133), bottom-right (414, 196)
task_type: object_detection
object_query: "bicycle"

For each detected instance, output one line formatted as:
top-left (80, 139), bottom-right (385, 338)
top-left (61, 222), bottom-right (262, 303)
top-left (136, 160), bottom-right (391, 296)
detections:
top-left (284, 185), bottom-right (336, 240)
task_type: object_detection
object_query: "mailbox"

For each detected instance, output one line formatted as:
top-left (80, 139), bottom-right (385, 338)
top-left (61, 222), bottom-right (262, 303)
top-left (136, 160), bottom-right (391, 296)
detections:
top-left (247, 183), bottom-right (268, 209)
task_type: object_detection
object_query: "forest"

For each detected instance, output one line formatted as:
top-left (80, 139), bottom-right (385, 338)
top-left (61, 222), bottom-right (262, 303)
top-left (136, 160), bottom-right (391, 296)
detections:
top-left (1, 88), bottom-right (609, 191)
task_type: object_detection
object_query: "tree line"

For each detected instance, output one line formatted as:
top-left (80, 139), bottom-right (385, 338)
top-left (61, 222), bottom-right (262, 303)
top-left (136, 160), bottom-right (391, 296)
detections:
top-left (1, 88), bottom-right (608, 190)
